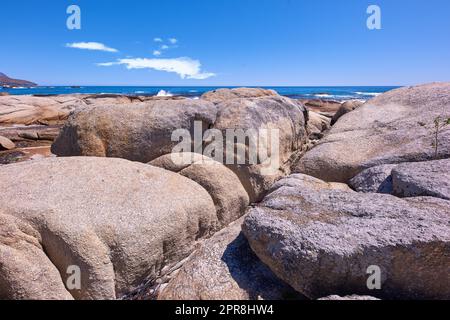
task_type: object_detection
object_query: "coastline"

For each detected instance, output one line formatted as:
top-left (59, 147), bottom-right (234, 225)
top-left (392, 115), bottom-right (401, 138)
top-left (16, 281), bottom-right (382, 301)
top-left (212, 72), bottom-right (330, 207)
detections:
top-left (1, 84), bottom-right (449, 301)
top-left (0, 85), bottom-right (395, 101)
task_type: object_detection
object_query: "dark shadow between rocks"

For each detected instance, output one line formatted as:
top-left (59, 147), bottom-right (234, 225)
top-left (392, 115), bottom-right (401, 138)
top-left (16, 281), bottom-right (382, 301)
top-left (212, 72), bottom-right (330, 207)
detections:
top-left (221, 232), bottom-right (305, 300)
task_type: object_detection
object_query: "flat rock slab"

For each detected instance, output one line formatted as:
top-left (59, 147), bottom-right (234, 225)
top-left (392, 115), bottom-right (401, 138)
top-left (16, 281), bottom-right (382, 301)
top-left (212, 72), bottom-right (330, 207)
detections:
top-left (243, 174), bottom-right (450, 300)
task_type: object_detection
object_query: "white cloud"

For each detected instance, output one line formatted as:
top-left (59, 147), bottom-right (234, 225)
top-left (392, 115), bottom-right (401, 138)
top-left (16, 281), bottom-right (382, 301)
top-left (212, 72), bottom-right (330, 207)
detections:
top-left (161, 44), bottom-right (169, 50)
top-left (154, 37), bottom-right (163, 42)
top-left (66, 42), bottom-right (118, 53)
top-left (153, 50), bottom-right (162, 56)
top-left (168, 38), bottom-right (178, 44)
top-left (97, 57), bottom-right (216, 80)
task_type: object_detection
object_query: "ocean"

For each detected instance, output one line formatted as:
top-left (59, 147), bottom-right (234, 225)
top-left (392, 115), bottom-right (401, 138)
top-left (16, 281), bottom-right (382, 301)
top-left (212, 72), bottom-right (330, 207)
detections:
top-left (0, 86), bottom-right (399, 101)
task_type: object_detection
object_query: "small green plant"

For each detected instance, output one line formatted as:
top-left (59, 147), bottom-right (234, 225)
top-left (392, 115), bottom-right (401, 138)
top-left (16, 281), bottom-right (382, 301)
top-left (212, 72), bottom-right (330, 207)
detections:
top-left (432, 116), bottom-right (450, 159)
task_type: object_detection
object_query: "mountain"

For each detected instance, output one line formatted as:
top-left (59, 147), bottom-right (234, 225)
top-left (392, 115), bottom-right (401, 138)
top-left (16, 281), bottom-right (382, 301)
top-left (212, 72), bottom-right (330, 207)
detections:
top-left (0, 72), bottom-right (37, 87)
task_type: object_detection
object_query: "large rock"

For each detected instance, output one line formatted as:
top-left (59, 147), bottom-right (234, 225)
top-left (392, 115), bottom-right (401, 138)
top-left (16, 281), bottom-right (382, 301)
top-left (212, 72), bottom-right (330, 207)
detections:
top-left (350, 159), bottom-right (450, 200)
top-left (51, 91), bottom-right (309, 202)
top-left (157, 218), bottom-right (302, 300)
top-left (307, 111), bottom-right (331, 140)
top-left (212, 95), bottom-right (308, 201)
top-left (150, 153), bottom-right (249, 227)
top-left (243, 174), bottom-right (450, 300)
top-left (392, 159), bottom-right (450, 200)
top-left (331, 100), bottom-right (364, 125)
top-left (349, 164), bottom-right (398, 193)
top-left (201, 88), bottom-right (278, 104)
top-left (0, 135), bottom-right (15, 150)
top-left (52, 100), bottom-right (218, 163)
top-left (294, 83), bottom-right (450, 182)
top-left (0, 157), bottom-right (219, 299)
top-left (300, 99), bottom-right (342, 118)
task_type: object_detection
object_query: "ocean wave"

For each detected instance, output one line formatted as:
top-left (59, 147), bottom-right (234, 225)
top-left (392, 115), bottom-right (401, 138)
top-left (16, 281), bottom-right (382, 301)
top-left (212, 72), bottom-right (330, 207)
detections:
top-left (355, 92), bottom-right (381, 97)
top-left (135, 91), bottom-right (145, 94)
top-left (156, 90), bottom-right (173, 97)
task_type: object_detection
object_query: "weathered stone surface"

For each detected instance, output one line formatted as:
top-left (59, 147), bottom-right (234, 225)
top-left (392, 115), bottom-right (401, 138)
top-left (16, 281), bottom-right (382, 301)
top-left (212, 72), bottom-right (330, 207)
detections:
top-left (350, 159), bottom-right (450, 200)
top-left (349, 164), bottom-right (398, 193)
top-left (307, 111), bottom-right (331, 140)
top-left (0, 135), bottom-right (15, 150)
top-left (0, 157), bottom-right (218, 299)
top-left (331, 100), bottom-right (364, 125)
top-left (268, 173), bottom-right (353, 193)
top-left (212, 95), bottom-right (308, 202)
top-left (0, 94), bottom-right (185, 126)
top-left (294, 83), bottom-right (450, 182)
top-left (392, 159), bottom-right (450, 200)
top-left (0, 95), bottom-right (87, 125)
top-left (243, 174), bottom-right (450, 300)
top-left (52, 100), bottom-right (218, 163)
top-left (150, 153), bottom-right (249, 228)
top-left (201, 88), bottom-right (278, 104)
top-left (157, 218), bottom-right (303, 300)
top-left (300, 99), bottom-right (342, 118)
top-left (51, 90), bottom-right (309, 202)
top-left (318, 295), bottom-right (380, 301)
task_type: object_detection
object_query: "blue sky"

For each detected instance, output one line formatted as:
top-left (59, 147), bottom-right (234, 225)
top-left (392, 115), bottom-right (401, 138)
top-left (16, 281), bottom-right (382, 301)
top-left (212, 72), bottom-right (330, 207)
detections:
top-left (1, 0), bottom-right (449, 86)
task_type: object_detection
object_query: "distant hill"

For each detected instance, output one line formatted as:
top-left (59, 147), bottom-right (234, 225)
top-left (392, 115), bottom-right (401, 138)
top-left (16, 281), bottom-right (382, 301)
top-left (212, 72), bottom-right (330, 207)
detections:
top-left (0, 72), bottom-right (37, 87)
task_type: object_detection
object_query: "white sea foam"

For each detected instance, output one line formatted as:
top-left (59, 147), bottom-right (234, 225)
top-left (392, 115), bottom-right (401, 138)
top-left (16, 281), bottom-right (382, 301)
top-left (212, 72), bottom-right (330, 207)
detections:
top-left (355, 92), bottom-right (381, 96)
top-left (156, 90), bottom-right (173, 97)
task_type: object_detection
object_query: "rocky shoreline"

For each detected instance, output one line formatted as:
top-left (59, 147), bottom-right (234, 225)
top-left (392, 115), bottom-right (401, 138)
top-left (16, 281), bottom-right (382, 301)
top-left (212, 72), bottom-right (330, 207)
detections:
top-left (0, 84), bottom-right (449, 300)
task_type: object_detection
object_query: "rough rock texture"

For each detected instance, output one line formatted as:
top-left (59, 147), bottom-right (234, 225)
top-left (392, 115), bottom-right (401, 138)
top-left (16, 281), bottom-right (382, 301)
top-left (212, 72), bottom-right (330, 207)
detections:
top-left (307, 111), bottom-right (331, 140)
top-left (0, 157), bottom-right (219, 300)
top-left (300, 99), bottom-right (342, 117)
top-left (331, 100), bottom-right (364, 125)
top-left (150, 153), bottom-right (249, 227)
top-left (294, 83), bottom-right (450, 182)
top-left (243, 174), bottom-right (450, 300)
top-left (157, 218), bottom-right (303, 300)
top-left (0, 94), bottom-right (184, 126)
top-left (53, 92), bottom-right (308, 203)
top-left (318, 295), bottom-right (380, 301)
top-left (392, 159), bottom-right (450, 200)
top-left (212, 95), bottom-right (308, 202)
top-left (349, 164), bottom-right (398, 193)
top-left (0, 136), bottom-right (15, 150)
top-left (350, 159), bottom-right (450, 200)
top-left (0, 95), bottom-right (87, 125)
top-left (201, 88), bottom-right (278, 104)
top-left (268, 173), bottom-right (353, 194)
top-left (52, 100), bottom-right (218, 163)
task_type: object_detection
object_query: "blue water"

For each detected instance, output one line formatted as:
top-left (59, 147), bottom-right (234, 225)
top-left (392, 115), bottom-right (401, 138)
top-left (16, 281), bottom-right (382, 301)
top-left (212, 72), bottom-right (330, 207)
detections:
top-left (0, 86), bottom-right (399, 101)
